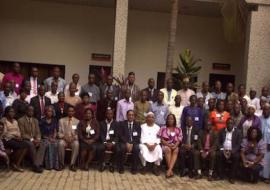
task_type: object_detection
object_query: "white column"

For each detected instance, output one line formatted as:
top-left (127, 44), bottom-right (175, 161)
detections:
top-left (112, 0), bottom-right (129, 78)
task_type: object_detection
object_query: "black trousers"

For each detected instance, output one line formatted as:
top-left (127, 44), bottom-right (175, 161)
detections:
top-left (116, 143), bottom-right (140, 171)
top-left (217, 150), bottom-right (239, 179)
top-left (242, 163), bottom-right (263, 183)
top-left (96, 143), bottom-right (117, 166)
top-left (179, 147), bottom-right (194, 172)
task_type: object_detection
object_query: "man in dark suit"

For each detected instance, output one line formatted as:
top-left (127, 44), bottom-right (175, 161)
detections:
top-left (53, 92), bottom-right (70, 120)
top-left (99, 75), bottom-right (120, 101)
top-left (97, 108), bottom-right (119, 172)
top-left (25, 67), bottom-right (42, 96)
top-left (194, 121), bottom-right (218, 181)
top-left (116, 110), bottom-right (141, 174)
top-left (217, 118), bottom-right (242, 184)
top-left (142, 78), bottom-right (158, 103)
top-left (179, 116), bottom-right (200, 178)
top-left (30, 84), bottom-right (51, 120)
top-left (96, 90), bottom-right (117, 121)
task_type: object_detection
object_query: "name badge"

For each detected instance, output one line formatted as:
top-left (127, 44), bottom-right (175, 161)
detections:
top-left (30, 138), bottom-right (34, 142)
top-left (115, 97), bottom-right (118, 101)
top-left (170, 132), bottom-right (176, 137)
top-left (143, 112), bottom-right (147, 117)
top-left (149, 101), bottom-right (153, 104)
top-left (194, 135), bottom-right (198, 140)
top-left (194, 117), bottom-right (199, 121)
top-left (129, 97), bottom-right (132, 102)
top-left (133, 131), bottom-right (138, 136)
top-left (160, 111), bottom-right (165, 116)
top-left (15, 83), bottom-right (19, 88)
top-left (72, 125), bottom-right (77, 130)
top-left (109, 130), bottom-right (114, 135)
top-left (88, 92), bottom-right (93, 97)
top-left (216, 113), bottom-right (221, 117)
top-left (90, 129), bottom-right (95, 135)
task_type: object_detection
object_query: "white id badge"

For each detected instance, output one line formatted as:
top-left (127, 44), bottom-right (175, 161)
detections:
top-left (194, 135), bottom-right (198, 140)
top-left (15, 83), bottom-right (19, 88)
top-left (194, 117), bottom-right (199, 121)
top-left (170, 132), bottom-right (176, 137)
top-left (90, 129), bottom-right (95, 135)
top-left (160, 111), bottom-right (165, 116)
top-left (216, 113), bottom-right (221, 117)
top-left (133, 131), bottom-right (138, 136)
top-left (109, 130), bottom-right (114, 135)
top-left (115, 97), bottom-right (118, 101)
top-left (143, 112), bottom-right (147, 117)
top-left (72, 125), bottom-right (77, 130)
top-left (30, 138), bottom-right (34, 142)
top-left (88, 92), bottom-right (93, 97)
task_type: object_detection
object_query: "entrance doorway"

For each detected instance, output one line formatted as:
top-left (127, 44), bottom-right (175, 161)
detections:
top-left (209, 73), bottom-right (235, 92)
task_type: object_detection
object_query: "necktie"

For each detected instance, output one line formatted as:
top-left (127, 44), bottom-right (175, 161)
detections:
top-left (129, 123), bottom-right (133, 142)
top-left (40, 97), bottom-right (45, 117)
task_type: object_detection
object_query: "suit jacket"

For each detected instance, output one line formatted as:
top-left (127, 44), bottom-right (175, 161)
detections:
top-left (182, 126), bottom-right (200, 149)
top-left (197, 130), bottom-right (218, 152)
top-left (58, 116), bottom-right (79, 140)
top-left (24, 77), bottom-right (42, 86)
top-left (99, 120), bottom-right (119, 143)
top-left (218, 128), bottom-right (242, 154)
top-left (96, 98), bottom-right (117, 121)
top-left (18, 115), bottom-right (41, 140)
top-left (30, 95), bottom-right (51, 120)
top-left (142, 87), bottom-right (158, 103)
top-left (118, 120), bottom-right (141, 144)
top-left (53, 102), bottom-right (70, 120)
top-left (100, 84), bottom-right (120, 101)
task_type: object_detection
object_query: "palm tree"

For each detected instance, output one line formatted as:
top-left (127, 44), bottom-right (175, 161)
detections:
top-left (164, 0), bottom-right (179, 86)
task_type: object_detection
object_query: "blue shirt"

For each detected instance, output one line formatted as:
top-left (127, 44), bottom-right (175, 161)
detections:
top-left (181, 106), bottom-right (203, 130)
top-left (150, 102), bottom-right (169, 126)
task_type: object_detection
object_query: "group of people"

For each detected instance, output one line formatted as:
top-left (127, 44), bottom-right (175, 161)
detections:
top-left (0, 63), bottom-right (269, 185)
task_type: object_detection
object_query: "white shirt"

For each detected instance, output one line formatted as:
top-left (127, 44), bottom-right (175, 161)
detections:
top-left (160, 88), bottom-right (177, 107)
top-left (169, 105), bottom-right (184, 127)
top-left (45, 91), bottom-right (58, 104)
top-left (140, 123), bottom-right (160, 145)
top-left (177, 89), bottom-right (195, 107)
top-left (30, 76), bottom-right (39, 96)
top-left (105, 120), bottom-right (113, 140)
top-left (223, 129), bottom-right (234, 150)
top-left (250, 97), bottom-right (260, 110)
top-left (64, 83), bottom-right (81, 96)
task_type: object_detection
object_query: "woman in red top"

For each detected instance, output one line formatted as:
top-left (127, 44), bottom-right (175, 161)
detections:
top-left (209, 100), bottom-right (230, 132)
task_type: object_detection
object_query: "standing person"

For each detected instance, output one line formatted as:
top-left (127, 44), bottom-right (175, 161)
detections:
top-left (23, 80), bottom-right (35, 103)
top-left (179, 116), bottom-right (200, 178)
top-left (0, 122), bottom-right (9, 168)
top-left (231, 103), bottom-right (243, 127)
top-left (116, 110), bottom-right (141, 174)
top-left (53, 92), bottom-right (70, 120)
top-left (30, 85), bottom-right (51, 120)
top-left (74, 93), bottom-right (96, 121)
top-left (194, 122), bottom-right (218, 181)
top-left (134, 90), bottom-right (151, 124)
top-left (196, 82), bottom-right (213, 109)
top-left (203, 98), bottom-right (216, 123)
top-left (97, 108), bottom-right (118, 172)
top-left (160, 78), bottom-right (177, 107)
top-left (100, 75), bottom-right (119, 101)
top-left (58, 106), bottom-right (80, 171)
top-left (226, 100), bottom-right (234, 115)
top-left (64, 73), bottom-right (81, 96)
top-left (217, 118), bottom-right (242, 184)
top-left (260, 103), bottom-right (270, 182)
top-left (121, 72), bottom-right (140, 102)
top-left (65, 82), bottom-right (82, 107)
top-left (249, 88), bottom-right (261, 110)
top-left (97, 90), bottom-right (117, 122)
top-left (181, 95), bottom-right (203, 130)
top-left (261, 86), bottom-right (270, 102)
top-left (177, 77), bottom-right (195, 107)
top-left (139, 112), bottom-right (163, 176)
top-left (44, 66), bottom-right (66, 92)
top-left (39, 106), bottom-right (59, 170)
top-left (142, 78), bottom-right (158, 103)
top-left (225, 83), bottom-right (239, 103)
top-left (80, 73), bottom-right (100, 105)
top-left (77, 108), bottom-right (100, 171)
top-left (209, 100), bottom-right (230, 132)
top-left (158, 114), bottom-right (182, 178)
top-left (240, 96), bottom-right (250, 116)
top-left (12, 89), bottom-right (29, 119)
top-left (150, 91), bottom-right (169, 127)
top-left (18, 105), bottom-right (44, 173)
top-left (45, 81), bottom-right (58, 104)
top-left (2, 62), bottom-right (24, 94)
top-left (116, 89), bottom-right (134, 122)
top-left (211, 81), bottom-right (226, 100)
top-left (26, 67), bottom-right (41, 97)
top-left (255, 97), bottom-right (268, 117)
top-left (241, 127), bottom-right (266, 183)
top-left (238, 84), bottom-right (248, 100)
top-left (169, 95), bottom-right (184, 128)
top-left (0, 81), bottom-right (16, 111)
top-left (238, 104), bottom-right (261, 138)
top-left (1, 107), bottom-right (28, 172)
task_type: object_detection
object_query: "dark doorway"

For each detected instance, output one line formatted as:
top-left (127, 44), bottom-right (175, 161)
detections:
top-left (209, 73), bottom-right (235, 92)
top-left (89, 65), bottom-right (112, 86)
top-left (157, 72), bottom-right (181, 90)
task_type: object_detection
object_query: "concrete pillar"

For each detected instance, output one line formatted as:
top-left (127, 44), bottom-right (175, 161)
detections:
top-left (112, 0), bottom-right (129, 78)
top-left (244, 1), bottom-right (270, 92)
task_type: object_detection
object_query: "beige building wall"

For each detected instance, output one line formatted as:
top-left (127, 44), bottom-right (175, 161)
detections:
top-left (0, 0), bottom-right (244, 89)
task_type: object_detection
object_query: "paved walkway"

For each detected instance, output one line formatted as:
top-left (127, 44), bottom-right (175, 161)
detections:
top-left (0, 169), bottom-right (269, 190)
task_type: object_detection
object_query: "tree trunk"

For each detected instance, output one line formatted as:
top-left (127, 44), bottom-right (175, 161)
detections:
top-left (165, 0), bottom-right (179, 86)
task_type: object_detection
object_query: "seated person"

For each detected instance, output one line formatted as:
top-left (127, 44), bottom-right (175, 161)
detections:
top-left (58, 106), bottom-right (80, 171)
top-left (194, 121), bottom-right (218, 181)
top-left (116, 110), bottom-right (141, 174)
top-left (158, 114), bottom-right (182, 178)
top-left (241, 127), bottom-right (266, 183)
top-left (139, 112), bottom-right (163, 176)
top-left (75, 93), bottom-right (95, 121)
top-left (179, 116), bottom-right (200, 178)
top-left (217, 118), bottom-right (242, 184)
top-left (77, 108), bottom-right (99, 171)
top-left (0, 121), bottom-right (9, 168)
top-left (97, 108), bottom-right (118, 172)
